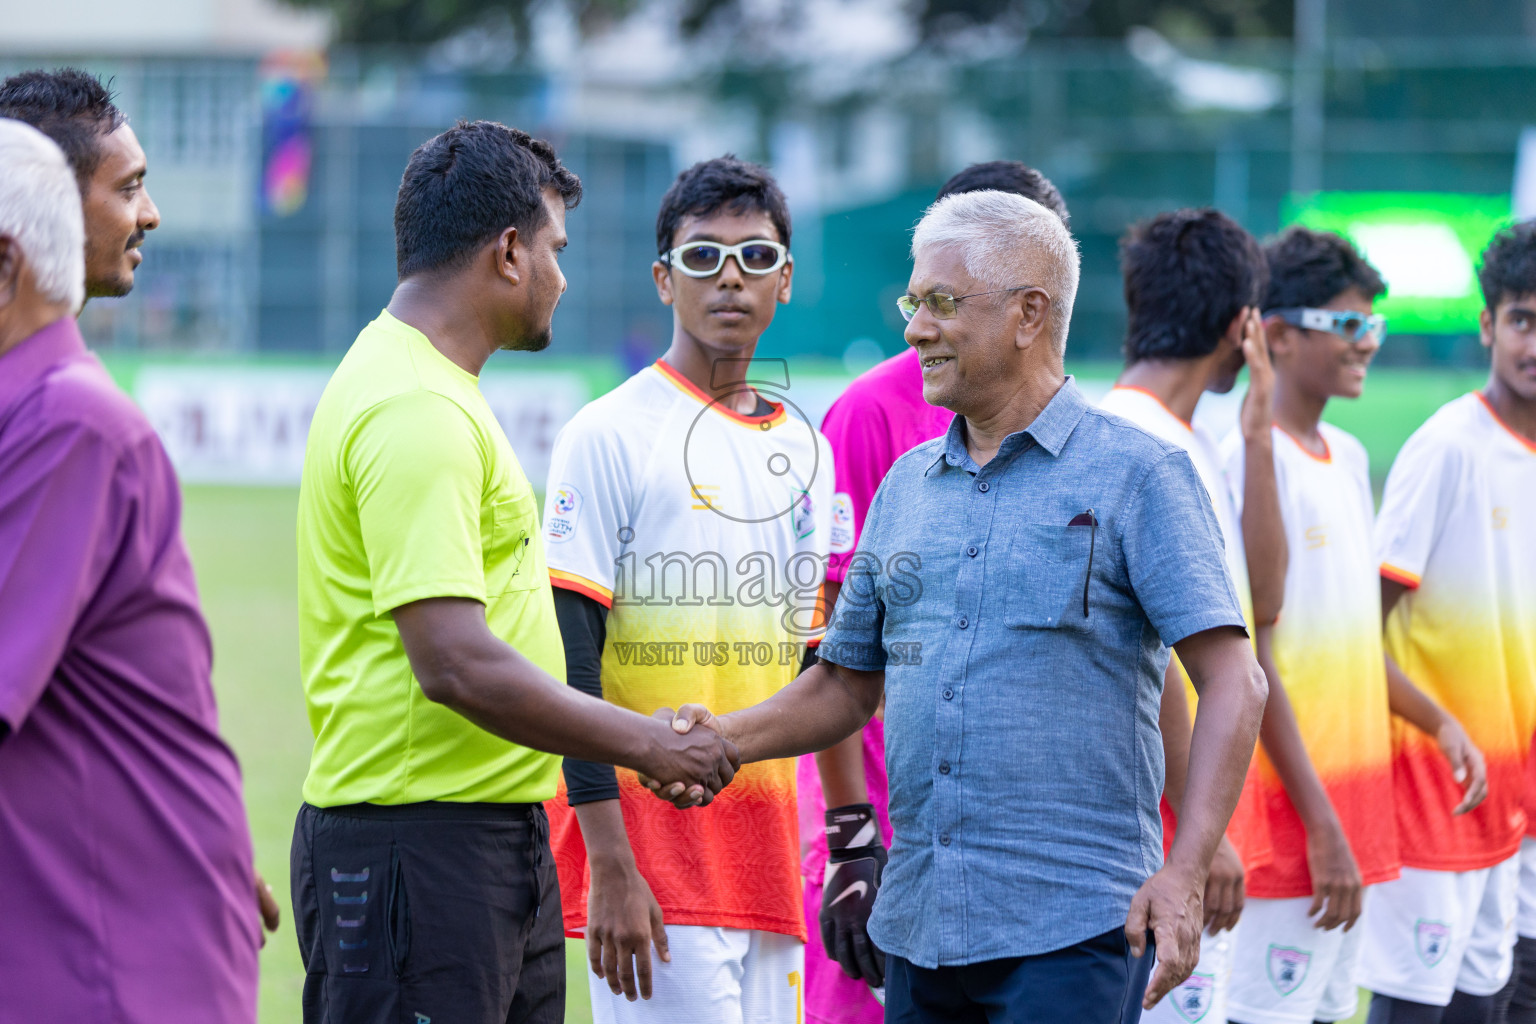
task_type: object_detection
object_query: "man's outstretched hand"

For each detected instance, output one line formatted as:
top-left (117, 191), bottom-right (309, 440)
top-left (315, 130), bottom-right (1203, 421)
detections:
top-left (636, 705), bottom-right (737, 807)
top-left (1127, 861), bottom-right (1205, 1010)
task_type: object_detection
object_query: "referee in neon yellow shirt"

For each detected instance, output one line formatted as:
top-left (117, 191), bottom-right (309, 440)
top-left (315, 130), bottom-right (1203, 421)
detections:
top-left (290, 120), bottom-right (740, 1024)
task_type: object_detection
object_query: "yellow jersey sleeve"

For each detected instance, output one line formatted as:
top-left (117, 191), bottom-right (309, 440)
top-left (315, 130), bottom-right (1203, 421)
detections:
top-left (345, 390), bottom-right (489, 616)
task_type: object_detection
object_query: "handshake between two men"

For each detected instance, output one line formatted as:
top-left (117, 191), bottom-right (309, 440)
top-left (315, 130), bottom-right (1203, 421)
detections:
top-left (637, 660), bottom-right (894, 992)
top-left (632, 705), bottom-right (741, 805)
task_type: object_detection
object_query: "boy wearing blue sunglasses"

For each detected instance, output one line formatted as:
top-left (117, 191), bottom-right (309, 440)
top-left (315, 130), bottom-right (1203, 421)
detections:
top-left (1222, 226), bottom-right (1486, 1024)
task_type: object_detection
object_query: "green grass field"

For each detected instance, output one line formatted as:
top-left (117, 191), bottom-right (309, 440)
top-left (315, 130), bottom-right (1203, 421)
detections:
top-left (185, 368), bottom-right (1489, 1022)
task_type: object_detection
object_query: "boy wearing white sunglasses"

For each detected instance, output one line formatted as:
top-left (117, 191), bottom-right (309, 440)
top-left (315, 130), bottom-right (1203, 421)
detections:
top-left (542, 155), bottom-right (833, 1024)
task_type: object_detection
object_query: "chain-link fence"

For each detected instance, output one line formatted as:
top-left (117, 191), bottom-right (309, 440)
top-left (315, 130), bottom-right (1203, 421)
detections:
top-left (7, 38), bottom-right (1533, 364)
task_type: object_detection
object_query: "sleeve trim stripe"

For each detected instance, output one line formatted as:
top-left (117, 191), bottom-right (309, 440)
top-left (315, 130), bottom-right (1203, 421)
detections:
top-left (1380, 563), bottom-right (1422, 589)
top-left (549, 569), bottom-right (614, 607)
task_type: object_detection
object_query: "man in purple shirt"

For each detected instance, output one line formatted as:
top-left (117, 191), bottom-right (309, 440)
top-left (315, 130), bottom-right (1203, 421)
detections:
top-left (0, 118), bottom-right (261, 1022)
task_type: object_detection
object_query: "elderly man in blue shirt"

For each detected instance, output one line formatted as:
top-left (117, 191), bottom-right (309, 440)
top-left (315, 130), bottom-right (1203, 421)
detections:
top-left (655, 189), bottom-right (1269, 1022)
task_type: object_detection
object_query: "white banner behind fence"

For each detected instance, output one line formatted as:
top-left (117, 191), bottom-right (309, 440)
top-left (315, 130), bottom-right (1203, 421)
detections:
top-left (129, 366), bottom-right (1207, 489)
top-left (136, 366), bottom-right (591, 487)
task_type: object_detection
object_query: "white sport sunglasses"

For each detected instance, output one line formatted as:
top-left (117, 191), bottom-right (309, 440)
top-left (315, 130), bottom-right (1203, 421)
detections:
top-left (1267, 307), bottom-right (1387, 345)
top-left (662, 239), bottom-right (789, 278)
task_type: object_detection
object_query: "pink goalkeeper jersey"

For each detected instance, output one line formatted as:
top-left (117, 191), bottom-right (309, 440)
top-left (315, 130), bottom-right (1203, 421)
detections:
top-left (822, 348), bottom-right (955, 583)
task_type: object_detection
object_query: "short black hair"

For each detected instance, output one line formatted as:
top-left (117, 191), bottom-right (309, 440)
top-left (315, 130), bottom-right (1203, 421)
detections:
top-left (1121, 208), bottom-right (1267, 363)
top-left (0, 67), bottom-right (125, 194)
top-left (655, 155), bottom-right (791, 256)
top-left (394, 119), bottom-right (582, 280)
top-left (1478, 220), bottom-right (1536, 312)
top-left (1263, 226), bottom-right (1385, 311)
top-left (936, 161), bottom-right (1071, 228)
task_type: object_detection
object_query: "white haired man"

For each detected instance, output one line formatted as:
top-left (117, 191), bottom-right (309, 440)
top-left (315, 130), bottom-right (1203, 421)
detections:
top-left (649, 189), bottom-right (1271, 1020)
top-left (0, 118), bottom-right (262, 1022)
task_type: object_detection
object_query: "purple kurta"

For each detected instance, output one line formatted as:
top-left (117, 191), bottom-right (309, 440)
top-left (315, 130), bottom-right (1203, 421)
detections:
top-left (0, 317), bottom-right (258, 1023)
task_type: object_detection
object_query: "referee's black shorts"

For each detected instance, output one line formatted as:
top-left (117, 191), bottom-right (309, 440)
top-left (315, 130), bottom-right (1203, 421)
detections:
top-left (291, 800), bottom-right (564, 1024)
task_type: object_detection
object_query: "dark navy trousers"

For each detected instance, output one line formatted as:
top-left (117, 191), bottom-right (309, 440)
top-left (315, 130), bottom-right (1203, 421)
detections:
top-left (885, 927), bottom-right (1155, 1024)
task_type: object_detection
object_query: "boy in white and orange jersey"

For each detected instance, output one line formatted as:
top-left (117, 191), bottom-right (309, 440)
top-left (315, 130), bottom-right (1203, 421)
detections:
top-left (1223, 227), bottom-right (1484, 1024)
top-left (1102, 207), bottom-right (1290, 1024)
top-left (542, 156), bottom-right (832, 1024)
top-left (1361, 222), bottom-right (1536, 1024)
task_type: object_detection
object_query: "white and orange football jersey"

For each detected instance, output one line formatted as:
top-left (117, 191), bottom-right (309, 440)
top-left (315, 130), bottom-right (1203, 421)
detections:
top-left (542, 359), bottom-right (834, 941)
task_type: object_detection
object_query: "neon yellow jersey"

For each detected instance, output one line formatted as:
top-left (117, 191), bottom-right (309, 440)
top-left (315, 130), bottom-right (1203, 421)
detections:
top-left (297, 310), bottom-right (565, 807)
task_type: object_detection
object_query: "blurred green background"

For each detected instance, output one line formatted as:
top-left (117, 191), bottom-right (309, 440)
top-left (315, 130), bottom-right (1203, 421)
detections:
top-left (190, 363), bottom-right (1487, 1023)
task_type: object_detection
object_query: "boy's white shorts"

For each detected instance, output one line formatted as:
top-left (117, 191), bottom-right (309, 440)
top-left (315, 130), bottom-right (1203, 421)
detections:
top-left (1357, 856), bottom-right (1519, 1006)
top-left (1224, 894), bottom-right (1368, 1024)
top-left (1517, 838), bottom-right (1536, 940)
top-left (1142, 924), bottom-right (1236, 1024)
top-left (586, 925), bottom-right (805, 1024)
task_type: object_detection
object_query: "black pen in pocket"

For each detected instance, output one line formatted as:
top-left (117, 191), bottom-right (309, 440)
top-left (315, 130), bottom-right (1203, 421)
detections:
top-left (1067, 508), bottom-right (1097, 617)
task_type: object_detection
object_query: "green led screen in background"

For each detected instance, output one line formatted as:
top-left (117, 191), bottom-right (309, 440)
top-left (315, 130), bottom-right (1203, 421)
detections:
top-left (1283, 193), bottom-right (1514, 334)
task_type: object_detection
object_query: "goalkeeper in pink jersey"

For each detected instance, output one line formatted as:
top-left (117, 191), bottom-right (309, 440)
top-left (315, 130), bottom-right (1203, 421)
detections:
top-left (798, 161), bottom-right (1069, 1024)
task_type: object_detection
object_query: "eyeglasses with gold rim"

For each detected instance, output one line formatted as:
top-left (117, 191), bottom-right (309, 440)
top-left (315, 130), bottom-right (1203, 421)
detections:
top-left (897, 285), bottom-right (1043, 322)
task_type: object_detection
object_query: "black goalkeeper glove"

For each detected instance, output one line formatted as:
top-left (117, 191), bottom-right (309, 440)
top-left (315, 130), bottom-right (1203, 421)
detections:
top-left (820, 803), bottom-right (887, 988)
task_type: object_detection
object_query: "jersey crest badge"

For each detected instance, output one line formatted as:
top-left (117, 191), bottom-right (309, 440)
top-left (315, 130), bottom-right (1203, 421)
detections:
top-left (791, 489), bottom-right (815, 541)
top-left (1170, 972), bottom-right (1213, 1022)
top-left (546, 485), bottom-right (582, 544)
top-left (829, 492), bottom-right (855, 553)
top-left (1267, 945), bottom-right (1311, 996)
top-left (1416, 919), bottom-right (1451, 967)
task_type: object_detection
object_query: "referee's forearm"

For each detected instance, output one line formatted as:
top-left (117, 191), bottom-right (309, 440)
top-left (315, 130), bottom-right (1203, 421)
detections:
top-left (424, 635), bottom-right (663, 772)
top-left (719, 661), bottom-right (881, 764)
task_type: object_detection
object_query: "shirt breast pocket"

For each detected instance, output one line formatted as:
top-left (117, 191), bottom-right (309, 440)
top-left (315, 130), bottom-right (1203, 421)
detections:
top-left (486, 491), bottom-right (541, 596)
top-left (1002, 520), bottom-right (1096, 632)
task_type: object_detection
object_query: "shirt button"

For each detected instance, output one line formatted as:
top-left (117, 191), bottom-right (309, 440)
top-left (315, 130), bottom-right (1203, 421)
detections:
top-left (957, 617), bottom-right (968, 629)
top-left (939, 761), bottom-right (951, 775)
top-left (977, 481), bottom-right (990, 493)
top-left (942, 688), bottom-right (954, 700)
top-left (966, 545), bottom-right (978, 557)
top-left (939, 833), bottom-right (952, 846)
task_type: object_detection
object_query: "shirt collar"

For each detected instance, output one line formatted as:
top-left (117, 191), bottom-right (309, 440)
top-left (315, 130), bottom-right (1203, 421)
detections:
top-left (926, 414), bottom-right (971, 474)
top-left (925, 376), bottom-right (1089, 474)
top-left (0, 316), bottom-right (88, 414)
top-left (1024, 376), bottom-right (1089, 457)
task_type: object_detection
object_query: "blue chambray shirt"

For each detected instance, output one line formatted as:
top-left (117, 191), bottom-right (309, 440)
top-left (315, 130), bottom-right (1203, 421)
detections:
top-left (817, 377), bottom-right (1246, 968)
